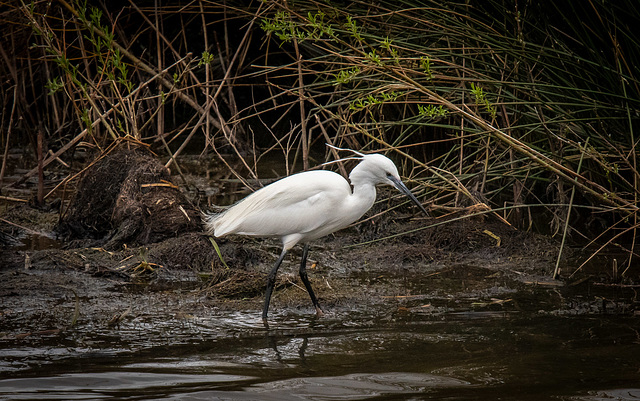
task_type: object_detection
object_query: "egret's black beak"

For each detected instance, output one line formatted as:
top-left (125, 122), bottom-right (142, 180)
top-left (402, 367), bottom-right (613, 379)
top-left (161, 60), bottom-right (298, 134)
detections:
top-left (388, 176), bottom-right (430, 216)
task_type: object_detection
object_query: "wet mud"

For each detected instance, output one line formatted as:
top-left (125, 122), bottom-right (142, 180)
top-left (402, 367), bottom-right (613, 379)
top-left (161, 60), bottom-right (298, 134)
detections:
top-left (1, 150), bottom-right (637, 342)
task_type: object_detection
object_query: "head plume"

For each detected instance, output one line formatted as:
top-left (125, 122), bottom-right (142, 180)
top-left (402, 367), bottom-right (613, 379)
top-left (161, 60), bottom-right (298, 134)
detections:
top-left (319, 143), bottom-right (366, 168)
top-left (325, 143), bottom-right (365, 157)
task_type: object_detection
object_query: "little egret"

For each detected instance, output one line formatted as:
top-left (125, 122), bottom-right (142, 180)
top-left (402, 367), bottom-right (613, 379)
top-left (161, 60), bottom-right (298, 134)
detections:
top-left (207, 147), bottom-right (428, 322)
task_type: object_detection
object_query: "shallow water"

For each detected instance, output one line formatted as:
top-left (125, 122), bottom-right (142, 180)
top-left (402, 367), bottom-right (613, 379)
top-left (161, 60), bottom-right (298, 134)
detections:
top-left (2, 306), bottom-right (639, 400)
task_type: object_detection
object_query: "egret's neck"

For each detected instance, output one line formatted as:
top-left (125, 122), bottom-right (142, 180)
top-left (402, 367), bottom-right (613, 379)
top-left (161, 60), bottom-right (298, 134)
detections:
top-left (347, 170), bottom-right (378, 219)
top-left (351, 181), bottom-right (377, 210)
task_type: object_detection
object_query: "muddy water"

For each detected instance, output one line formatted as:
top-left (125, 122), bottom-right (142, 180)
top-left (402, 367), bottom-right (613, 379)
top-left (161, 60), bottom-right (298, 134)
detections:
top-left (2, 306), bottom-right (639, 400)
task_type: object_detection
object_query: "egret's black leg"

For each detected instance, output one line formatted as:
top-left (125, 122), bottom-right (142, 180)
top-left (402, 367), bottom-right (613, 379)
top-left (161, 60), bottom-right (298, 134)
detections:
top-left (299, 244), bottom-right (324, 316)
top-left (263, 249), bottom-right (288, 322)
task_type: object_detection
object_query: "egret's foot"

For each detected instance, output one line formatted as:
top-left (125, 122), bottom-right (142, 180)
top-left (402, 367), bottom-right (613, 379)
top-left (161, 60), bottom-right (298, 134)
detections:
top-left (315, 306), bottom-right (325, 317)
top-left (262, 317), bottom-right (270, 330)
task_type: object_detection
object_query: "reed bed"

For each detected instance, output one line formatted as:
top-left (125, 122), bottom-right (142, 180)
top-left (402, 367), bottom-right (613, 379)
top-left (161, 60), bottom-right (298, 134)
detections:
top-left (1, 0), bottom-right (638, 278)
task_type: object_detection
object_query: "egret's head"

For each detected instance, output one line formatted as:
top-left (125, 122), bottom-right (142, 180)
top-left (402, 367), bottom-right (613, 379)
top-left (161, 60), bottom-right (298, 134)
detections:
top-left (350, 153), bottom-right (429, 216)
top-left (353, 154), bottom-right (401, 186)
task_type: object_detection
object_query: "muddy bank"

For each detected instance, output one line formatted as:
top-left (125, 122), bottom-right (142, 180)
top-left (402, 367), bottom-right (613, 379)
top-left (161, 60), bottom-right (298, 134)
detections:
top-left (1, 151), bottom-right (637, 342)
top-left (2, 203), bottom-right (635, 340)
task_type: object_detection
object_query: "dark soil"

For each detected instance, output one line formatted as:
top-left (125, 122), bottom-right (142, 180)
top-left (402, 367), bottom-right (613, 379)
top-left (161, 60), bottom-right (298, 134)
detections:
top-left (1, 151), bottom-right (637, 341)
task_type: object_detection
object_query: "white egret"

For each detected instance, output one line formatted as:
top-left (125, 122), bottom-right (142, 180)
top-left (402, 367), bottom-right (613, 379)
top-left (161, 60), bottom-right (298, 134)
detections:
top-left (207, 147), bottom-right (428, 322)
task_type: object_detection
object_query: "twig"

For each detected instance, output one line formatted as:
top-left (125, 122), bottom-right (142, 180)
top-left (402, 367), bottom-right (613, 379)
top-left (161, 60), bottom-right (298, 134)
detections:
top-left (0, 217), bottom-right (45, 236)
top-left (554, 138), bottom-right (588, 279)
top-left (0, 85), bottom-right (18, 186)
top-left (293, 39), bottom-right (309, 170)
top-left (0, 196), bottom-right (28, 203)
top-left (315, 114), bottom-right (348, 178)
top-left (36, 129), bottom-right (44, 206)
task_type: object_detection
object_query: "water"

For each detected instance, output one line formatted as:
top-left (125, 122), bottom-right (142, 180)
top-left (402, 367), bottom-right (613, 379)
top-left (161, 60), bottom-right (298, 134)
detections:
top-left (2, 307), bottom-right (639, 400)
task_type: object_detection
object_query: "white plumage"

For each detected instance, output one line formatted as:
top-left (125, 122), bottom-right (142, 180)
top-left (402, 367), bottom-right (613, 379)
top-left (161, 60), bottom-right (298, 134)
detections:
top-left (207, 150), bottom-right (428, 323)
top-left (211, 170), bottom-right (355, 249)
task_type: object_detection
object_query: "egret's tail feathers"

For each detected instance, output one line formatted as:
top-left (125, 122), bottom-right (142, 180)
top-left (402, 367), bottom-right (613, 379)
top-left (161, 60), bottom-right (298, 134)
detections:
top-left (206, 208), bottom-right (242, 238)
top-left (204, 212), bottom-right (221, 236)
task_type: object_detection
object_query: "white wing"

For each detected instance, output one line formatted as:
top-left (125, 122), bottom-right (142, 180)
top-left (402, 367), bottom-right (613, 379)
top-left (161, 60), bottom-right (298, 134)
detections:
top-left (209, 170), bottom-right (354, 241)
